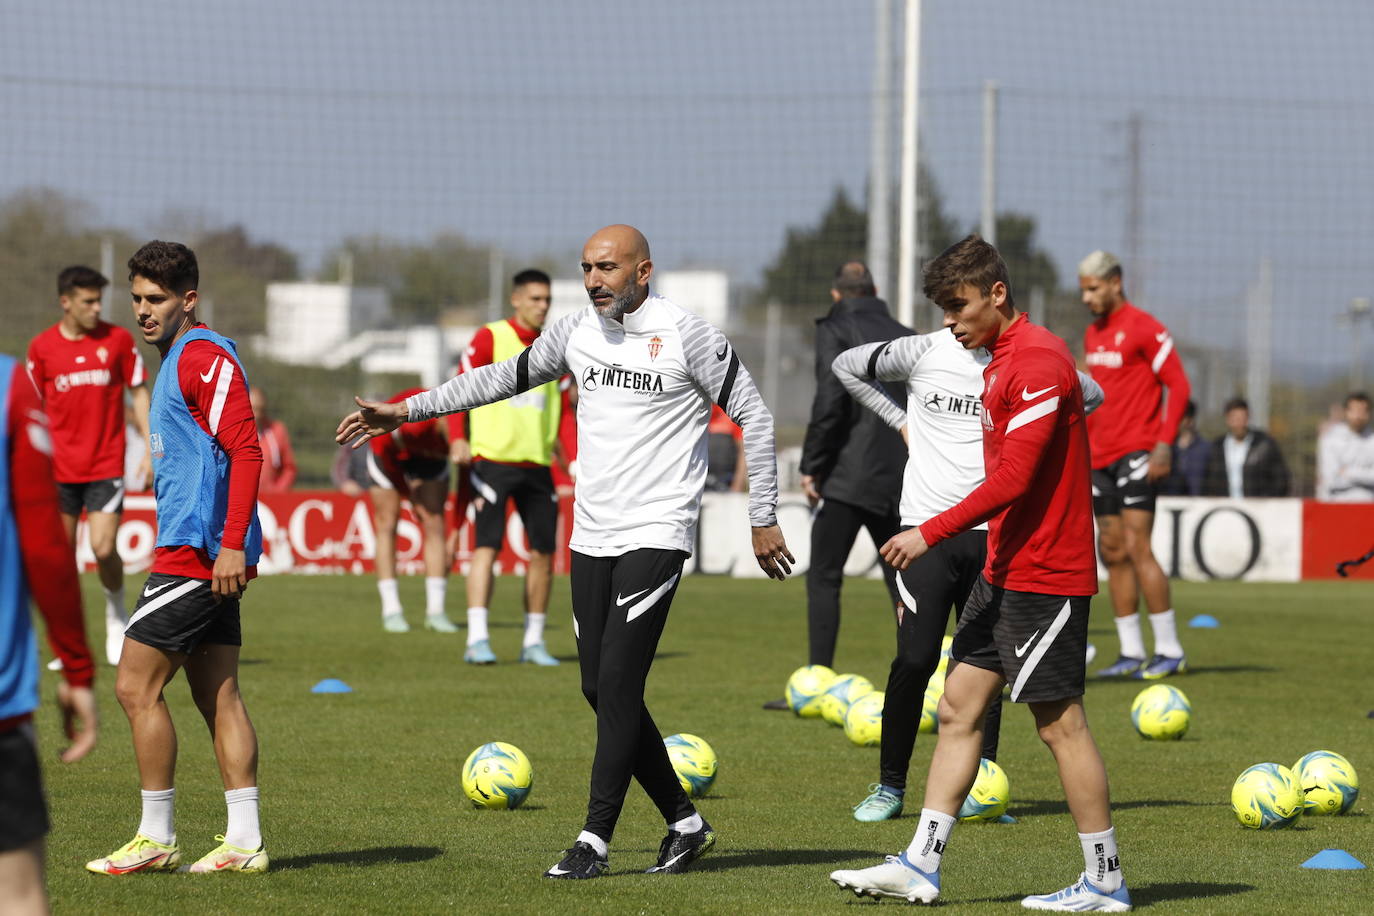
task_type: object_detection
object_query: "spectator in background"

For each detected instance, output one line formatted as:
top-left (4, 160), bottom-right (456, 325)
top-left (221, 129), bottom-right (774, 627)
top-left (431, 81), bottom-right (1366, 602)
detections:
top-left (124, 398), bottom-right (150, 492)
top-left (763, 261), bottom-right (911, 710)
top-left (249, 386), bottom-right (296, 492)
top-left (550, 377), bottom-right (579, 497)
top-left (1317, 392), bottom-right (1374, 501)
top-left (1203, 397), bottom-right (1291, 497)
top-left (0, 352), bottom-right (99, 913)
top-left (705, 404), bottom-right (747, 492)
top-left (1161, 400), bottom-right (1209, 496)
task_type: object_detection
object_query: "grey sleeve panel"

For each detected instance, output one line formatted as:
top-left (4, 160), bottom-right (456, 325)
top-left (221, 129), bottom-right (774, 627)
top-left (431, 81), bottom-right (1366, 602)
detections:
top-left (831, 339), bottom-right (920, 431)
top-left (1078, 370), bottom-right (1105, 416)
top-left (406, 313), bottom-right (575, 421)
top-left (678, 311), bottom-right (779, 528)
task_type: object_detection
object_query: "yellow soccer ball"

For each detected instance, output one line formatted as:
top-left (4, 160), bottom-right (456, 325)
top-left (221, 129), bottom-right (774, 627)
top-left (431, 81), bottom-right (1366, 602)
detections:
top-left (786, 665), bottom-right (837, 718)
top-left (1231, 763), bottom-right (1302, 829)
top-left (958, 758), bottom-right (1011, 822)
top-left (1130, 684), bottom-right (1191, 740)
top-left (820, 673), bottom-right (875, 727)
top-left (462, 741), bottom-right (533, 810)
top-left (1293, 750), bottom-right (1360, 815)
top-left (844, 691), bottom-right (885, 746)
top-left (664, 733), bottom-right (718, 798)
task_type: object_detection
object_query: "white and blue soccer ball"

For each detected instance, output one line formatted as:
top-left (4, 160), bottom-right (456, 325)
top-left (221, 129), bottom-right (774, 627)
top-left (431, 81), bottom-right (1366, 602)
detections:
top-left (958, 758), bottom-right (1010, 822)
top-left (1231, 762), bottom-right (1302, 829)
top-left (1293, 750), bottom-right (1360, 815)
top-left (1130, 684), bottom-right (1191, 740)
top-left (820, 673), bottom-right (875, 727)
top-left (664, 733), bottom-right (718, 797)
top-left (462, 741), bottom-right (533, 809)
top-left (843, 691), bottom-right (885, 747)
top-left (786, 665), bottom-right (837, 718)
top-left (918, 682), bottom-right (941, 735)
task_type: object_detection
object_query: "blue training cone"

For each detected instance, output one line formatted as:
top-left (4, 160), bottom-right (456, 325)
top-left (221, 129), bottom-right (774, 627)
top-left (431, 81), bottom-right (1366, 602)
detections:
top-left (1301, 849), bottom-right (1365, 870)
top-left (311, 678), bottom-right (353, 694)
top-left (1188, 614), bottom-right (1219, 628)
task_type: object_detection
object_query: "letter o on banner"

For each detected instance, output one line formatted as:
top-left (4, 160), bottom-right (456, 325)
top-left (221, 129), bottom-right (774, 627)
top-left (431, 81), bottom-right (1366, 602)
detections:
top-left (1191, 506), bottom-right (1262, 580)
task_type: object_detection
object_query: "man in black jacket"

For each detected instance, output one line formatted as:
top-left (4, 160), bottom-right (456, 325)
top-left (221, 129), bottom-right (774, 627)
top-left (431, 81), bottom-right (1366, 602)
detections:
top-left (765, 262), bottom-right (912, 709)
top-left (1202, 397), bottom-right (1291, 497)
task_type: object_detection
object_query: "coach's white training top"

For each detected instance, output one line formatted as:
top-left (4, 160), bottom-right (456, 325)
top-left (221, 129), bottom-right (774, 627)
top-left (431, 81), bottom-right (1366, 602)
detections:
top-left (406, 293), bottom-right (779, 556)
top-left (832, 329), bottom-right (1104, 528)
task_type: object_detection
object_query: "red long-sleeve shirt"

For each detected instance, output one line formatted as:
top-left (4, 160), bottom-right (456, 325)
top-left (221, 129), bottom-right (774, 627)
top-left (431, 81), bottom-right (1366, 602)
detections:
top-left (152, 336), bottom-right (263, 579)
top-left (919, 316), bottom-right (1098, 597)
top-left (1083, 301), bottom-right (1191, 468)
top-left (7, 361), bottom-right (95, 706)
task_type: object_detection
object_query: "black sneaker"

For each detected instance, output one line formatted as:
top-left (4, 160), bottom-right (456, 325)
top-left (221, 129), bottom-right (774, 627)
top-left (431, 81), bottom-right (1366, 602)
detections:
top-left (645, 820), bottom-right (716, 874)
top-left (544, 841), bottom-right (608, 879)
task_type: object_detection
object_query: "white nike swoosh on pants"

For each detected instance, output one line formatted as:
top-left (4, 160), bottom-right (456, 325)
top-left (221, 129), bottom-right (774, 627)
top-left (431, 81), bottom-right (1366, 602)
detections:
top-left (624, 573), bottom-right (680, 623)
top-left (1010, 599), bottom-right (1073, 702)
top-left (127, 580), bottom-right (204, 628)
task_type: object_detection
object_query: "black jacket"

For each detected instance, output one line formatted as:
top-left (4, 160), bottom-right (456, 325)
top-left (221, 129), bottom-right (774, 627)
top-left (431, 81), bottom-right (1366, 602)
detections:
top-left (799, 296), bottom-right (914, 515)
top-left (1202, 429), bottom-right (1291, 497)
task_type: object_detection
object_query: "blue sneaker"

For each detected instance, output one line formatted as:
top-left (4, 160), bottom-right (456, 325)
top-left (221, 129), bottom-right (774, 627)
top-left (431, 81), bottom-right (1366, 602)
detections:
top-left (464, 639), bottom-right (497, 664)
top-left (382, 614), bottom-right (410, 634)
top-left (1021, 872), bottom-right (1131, 911)
top-left (1135, 654), bottom-right (1186, 679)
top-left (1095, 655), bottom-right (1144, 678)
top-left (853, 785), bottom-right (904, 822)
top-left (519, 643), bottom-right (560, 666)
top-left (831, 853), bottom-right (940, 903)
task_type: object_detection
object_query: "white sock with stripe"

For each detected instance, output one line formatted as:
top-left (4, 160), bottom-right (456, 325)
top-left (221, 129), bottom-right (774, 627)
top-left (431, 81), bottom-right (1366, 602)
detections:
top-left (1079, 827), bottom-right (1122, 891)
top-left (224, 787), bottom-right (262, 850)
top-left (377, 579), bottom-right (402, 617)
top-left (424, 577), bottom-right (447, 618)
top-left (1148, 609), bottom-right (1183, 658)
top-left (467, 607), bottom-right (489, 645)
top-left (138, 788), bottom-right (175, 845)
top-left (1114, 615), bottom-right (1146, 660)
top-left (105, 587), bottom-right (127, 623)
top-left (904, 808), bottom-right (955, 873)
top-left (523, 612), bottom-right (546, 648)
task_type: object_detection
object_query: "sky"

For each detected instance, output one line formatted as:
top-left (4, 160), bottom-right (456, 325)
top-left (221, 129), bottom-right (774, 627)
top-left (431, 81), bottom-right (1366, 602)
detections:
top-left (3, 0), bottom-right (1372, 378)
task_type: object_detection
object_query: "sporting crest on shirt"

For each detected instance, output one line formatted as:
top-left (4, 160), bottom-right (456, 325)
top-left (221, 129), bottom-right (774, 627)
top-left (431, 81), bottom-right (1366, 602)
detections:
top-left (96, 346), bottom-right (108, 364)
top-left (648, 335), bottom-right (662, 360)
top-left (1114, 331), bottom-right (1125, 347)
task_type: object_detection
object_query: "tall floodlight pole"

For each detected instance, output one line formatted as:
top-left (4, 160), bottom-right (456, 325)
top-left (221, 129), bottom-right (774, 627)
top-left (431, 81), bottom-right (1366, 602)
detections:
top-left (866, 0), bottom-right (893, 296)
top-left (896, 0), bottom-right (922, 328)
top-left (980, 81), bottom-right (998, 246)
top-left (1246, 256), bottom-right (1273, 429)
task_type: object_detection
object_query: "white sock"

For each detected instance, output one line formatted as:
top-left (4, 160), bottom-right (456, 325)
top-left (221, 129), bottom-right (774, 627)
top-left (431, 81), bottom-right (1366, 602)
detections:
top-left (1114, 615), bottom-right (1146, 660)
top-left (105, 587), bottom-right (127, 623)
top-left (904, 808), bottom-right (956, 873)
top-left (670, 811), bottom-right (703, 834)
top-left (576, 830), bottom-right (608, 858)
top-left (377, 579), bottom-right (402, 617)
top-left (1079, 827), bottom-right (1122, 891)
top-left (467, 607), bottom-right (489, 645)
top-left (523, 612), bottom-right (547, 648)
top-left (138, 788), bottom-right (175, 845)
top-left (224, 787), bottom-right (262, 850)
top-left (1148, 609), bottom-right (1184, 658)
top-left (424, 577), bottom-right (447, 618)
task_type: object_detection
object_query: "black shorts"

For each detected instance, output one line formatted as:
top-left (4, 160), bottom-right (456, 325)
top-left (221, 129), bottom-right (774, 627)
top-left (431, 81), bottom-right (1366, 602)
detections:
top-left (124, 574), bottom-right (242, 655)
top-left (0, 724), bottom-right (48, 852)
top-left (469, 460), bottom-right (558, 553)
top-left (1091, 450), bottom-right (1156, 515)
top-left (951, 578), bottom-right (1091, 703)
top-left (57, 477), bottom-right (124, 517)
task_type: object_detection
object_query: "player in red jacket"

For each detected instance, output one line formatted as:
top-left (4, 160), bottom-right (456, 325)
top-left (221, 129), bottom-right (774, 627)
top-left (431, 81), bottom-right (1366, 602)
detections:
top-left (1080, 251), bottom-right (1191, 680)
top-left (0, 353), bottom-right (98, 912)
top-left (26, 265), bottom-right (151, 666)
top-left (830, 237), bottom-right (1129, 911)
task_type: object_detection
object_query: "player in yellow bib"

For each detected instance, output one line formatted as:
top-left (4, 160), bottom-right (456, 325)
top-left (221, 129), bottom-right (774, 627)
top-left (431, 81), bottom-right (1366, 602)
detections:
top-left (448, 269), bottom-right (565, 665)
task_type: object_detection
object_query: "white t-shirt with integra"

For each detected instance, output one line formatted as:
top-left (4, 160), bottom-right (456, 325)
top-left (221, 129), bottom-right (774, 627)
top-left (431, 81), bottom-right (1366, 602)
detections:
top-left (832, 329), bottom-right (1105, 528)
top-left (406, 293), bottom-right (779, 556)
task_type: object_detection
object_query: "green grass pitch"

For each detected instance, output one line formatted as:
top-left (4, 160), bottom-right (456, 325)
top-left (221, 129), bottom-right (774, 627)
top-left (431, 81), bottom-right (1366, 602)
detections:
top-left (36, 574), bottom-right (1373, 913)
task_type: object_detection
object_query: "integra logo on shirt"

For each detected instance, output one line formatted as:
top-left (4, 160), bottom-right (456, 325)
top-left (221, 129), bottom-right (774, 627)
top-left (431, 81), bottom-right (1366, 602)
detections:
top-left (1085, 348), bottom-right (1123, 369)
top-left (922, 390), bottom-right (982, 417)
top-left (52, 368), bottom-right (112, 392)
top-left (580, 363), bottom-right (665, 394)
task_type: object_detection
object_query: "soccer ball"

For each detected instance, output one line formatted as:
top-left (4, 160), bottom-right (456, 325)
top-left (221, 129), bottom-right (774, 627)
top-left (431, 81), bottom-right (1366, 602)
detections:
top-left (937, 635), bottom-right (954, 674)
top-left (959, 758), bottom-right (1010, 821)
top-left (664, 733), bottom-right (718, 798)
top-left (1130, 684), bottom-right (1191, 740)
top-left (461, 741), bottom-right (533, 810)
top-left (820, 673), bottom-right (875, 726)
top-left (786, 665), bottom-right (837, 718)
top-left (918, 682), bottom-right (941, 735)
top-left (1293, 750), bottom-right (1360, 815)
top-left (844, 691), bottom-right (885, 746)
top-left (1231, 763), bottom-right (1302, 829)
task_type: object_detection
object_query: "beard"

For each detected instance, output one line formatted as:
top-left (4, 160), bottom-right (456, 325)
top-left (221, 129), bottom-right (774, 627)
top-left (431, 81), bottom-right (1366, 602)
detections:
top-left (590, 284), bottom-right (638, 322)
